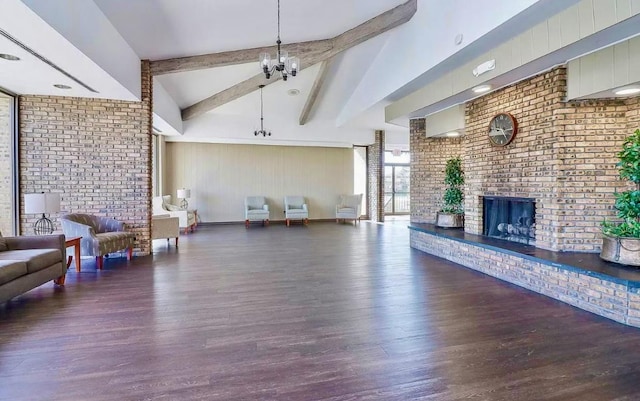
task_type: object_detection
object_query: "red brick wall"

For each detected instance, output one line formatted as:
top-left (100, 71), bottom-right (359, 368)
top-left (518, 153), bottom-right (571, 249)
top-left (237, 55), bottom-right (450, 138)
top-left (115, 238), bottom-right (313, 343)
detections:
top-left (18, 61), bottom-right (153, 254)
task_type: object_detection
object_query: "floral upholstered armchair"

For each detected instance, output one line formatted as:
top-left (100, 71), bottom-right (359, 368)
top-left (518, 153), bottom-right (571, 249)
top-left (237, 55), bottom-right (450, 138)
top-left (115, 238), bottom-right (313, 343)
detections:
top-left (152, 196), bottom-right (196, 234)
top-left (60, 213), bottom-right (135, 269)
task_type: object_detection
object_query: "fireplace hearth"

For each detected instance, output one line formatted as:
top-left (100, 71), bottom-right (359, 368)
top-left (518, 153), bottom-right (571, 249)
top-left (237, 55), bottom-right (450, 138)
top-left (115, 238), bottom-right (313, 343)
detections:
top-left (483, 196), bottom-right (535, 245)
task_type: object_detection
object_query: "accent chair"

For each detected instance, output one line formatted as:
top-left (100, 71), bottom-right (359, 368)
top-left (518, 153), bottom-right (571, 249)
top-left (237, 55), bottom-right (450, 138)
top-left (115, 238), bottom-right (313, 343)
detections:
top-left (336, 194), bottom-right (363, 225)
top-left (244, 196), bottom-right (270, 228)
top-left (152, 214), bottom-right (179, 248)
top-left (284, 196), bottom-right (309, 226)
top-left (60, 213), bottom-right (135, 269)
top-left (152, 195), bottom-right (196, 234)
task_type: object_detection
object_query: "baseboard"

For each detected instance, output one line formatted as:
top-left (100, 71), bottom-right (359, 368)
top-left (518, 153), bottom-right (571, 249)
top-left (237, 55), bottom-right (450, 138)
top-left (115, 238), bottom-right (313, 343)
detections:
top-left (197, 218), bottom-right (352, 226)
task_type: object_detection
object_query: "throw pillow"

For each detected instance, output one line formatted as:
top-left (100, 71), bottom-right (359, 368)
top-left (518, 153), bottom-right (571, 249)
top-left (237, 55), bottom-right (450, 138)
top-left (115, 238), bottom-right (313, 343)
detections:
top-left (0, 231), bottom-right (7, 251)
top-left (165, 203), bottom-right (183, 212)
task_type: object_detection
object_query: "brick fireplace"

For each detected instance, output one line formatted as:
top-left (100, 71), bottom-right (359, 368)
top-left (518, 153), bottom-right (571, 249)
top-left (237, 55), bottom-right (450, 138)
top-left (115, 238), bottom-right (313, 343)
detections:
top-left (411, 67), bottom-right (640, 252)
top-left (408, 66), bottom-right (640, 328)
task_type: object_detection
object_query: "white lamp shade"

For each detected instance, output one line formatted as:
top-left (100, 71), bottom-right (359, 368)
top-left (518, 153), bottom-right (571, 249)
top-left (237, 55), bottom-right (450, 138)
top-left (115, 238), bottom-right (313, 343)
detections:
top-left (24, 193), bottom-right (60, 214)
top-left (177, 189), bottom-right (191, 199)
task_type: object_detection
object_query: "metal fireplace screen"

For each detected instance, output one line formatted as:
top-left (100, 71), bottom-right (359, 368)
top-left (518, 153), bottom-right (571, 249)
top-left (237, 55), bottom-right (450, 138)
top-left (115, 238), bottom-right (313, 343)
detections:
top-left (483, 196), bottom-right (535, 244)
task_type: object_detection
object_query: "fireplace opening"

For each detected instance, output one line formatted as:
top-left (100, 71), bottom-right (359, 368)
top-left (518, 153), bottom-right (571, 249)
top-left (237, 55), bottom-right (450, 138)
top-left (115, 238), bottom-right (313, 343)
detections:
top-left (483, 197), bottom-right (535, 245)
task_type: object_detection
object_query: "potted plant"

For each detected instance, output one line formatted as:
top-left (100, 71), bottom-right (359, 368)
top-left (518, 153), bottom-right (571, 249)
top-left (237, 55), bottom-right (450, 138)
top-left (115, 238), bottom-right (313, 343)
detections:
top-left (436, 157), bottom-right (465, 228)
top-left (601, 128), bottom-right (640, 266)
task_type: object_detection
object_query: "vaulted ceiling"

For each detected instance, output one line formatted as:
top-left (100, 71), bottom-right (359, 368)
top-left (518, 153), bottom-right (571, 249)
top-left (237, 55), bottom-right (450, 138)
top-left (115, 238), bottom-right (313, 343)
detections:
top-left (2, 0), bottom-right (635, 149)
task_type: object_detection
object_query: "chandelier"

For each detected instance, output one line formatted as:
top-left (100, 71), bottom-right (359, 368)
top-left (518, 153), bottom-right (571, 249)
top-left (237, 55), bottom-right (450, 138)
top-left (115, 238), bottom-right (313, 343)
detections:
top-left (254, 85), bottom-right (271, 137)
top-left (259, 0), bottom-right (300, 81)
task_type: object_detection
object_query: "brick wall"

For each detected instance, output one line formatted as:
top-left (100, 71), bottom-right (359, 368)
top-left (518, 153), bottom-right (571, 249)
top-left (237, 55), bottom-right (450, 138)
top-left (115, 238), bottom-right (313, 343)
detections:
top-left (464, 67), bottom-right (634, 251)
top-left (410, 66), bottom-right (639, 251)
top-left (409, 118), bottom-right (463, 223)
top-left (18, 61), bottom-right (153, 254)
top-left (0, 96), bottom-right (13, 235)
top-left (368, 130), bottom-right (384, 222)
top-left (554, 99), bottom-right (629, 251)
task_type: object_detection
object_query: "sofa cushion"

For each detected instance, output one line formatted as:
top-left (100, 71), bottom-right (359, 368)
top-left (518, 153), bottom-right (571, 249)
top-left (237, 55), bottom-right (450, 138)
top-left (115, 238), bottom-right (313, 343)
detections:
top-left (0, 260), bottom-right (28, 285)
top-left (0, 231), bottom-right (6, 252)
top-left (0, 249), bottom-right (61, 274)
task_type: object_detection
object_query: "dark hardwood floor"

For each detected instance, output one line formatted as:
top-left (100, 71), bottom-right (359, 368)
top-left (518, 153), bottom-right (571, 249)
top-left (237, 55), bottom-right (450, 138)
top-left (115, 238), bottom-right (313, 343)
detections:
top-left (2, 221), bottom-right (640, 401)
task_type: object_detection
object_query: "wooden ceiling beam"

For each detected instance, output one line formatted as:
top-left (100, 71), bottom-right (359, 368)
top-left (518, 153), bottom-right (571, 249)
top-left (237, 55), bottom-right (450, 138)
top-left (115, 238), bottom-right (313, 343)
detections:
top-left (150, 39), bottom-right (333, 76)
top-left (181, 0), bottom-right (417, 121)
top-left (299, 58), bottom-right (333, 126)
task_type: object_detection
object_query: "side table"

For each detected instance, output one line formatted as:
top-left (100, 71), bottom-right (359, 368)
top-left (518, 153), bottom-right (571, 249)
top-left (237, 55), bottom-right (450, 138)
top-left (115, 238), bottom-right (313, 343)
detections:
top-left (66, 236), bottom-right (82, 272)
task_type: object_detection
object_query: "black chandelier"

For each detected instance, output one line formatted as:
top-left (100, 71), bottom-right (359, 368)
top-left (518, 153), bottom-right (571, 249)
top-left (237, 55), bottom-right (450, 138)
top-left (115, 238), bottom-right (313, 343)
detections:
top-left (254, 85), bottom-right (271, 137)
top-left (259, 0), bottom-right (300, 81)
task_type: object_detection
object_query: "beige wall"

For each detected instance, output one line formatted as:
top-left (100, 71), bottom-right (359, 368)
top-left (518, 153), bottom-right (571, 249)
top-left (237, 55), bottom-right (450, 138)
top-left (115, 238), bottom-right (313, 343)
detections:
top-left (165, 142), bottom-right (354, 222)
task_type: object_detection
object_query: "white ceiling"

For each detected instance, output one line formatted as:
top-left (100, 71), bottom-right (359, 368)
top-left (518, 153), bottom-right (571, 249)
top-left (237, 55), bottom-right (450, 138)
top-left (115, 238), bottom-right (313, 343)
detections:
top-left (93, 0), bottom-right (407, 60)
top-left (6, 0), bottom-right (625, 149)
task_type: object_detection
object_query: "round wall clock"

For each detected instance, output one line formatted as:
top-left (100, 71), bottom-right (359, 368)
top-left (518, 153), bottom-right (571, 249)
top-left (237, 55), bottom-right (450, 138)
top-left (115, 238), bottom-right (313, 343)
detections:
top-left (488, 112), bottom-right (518, 146)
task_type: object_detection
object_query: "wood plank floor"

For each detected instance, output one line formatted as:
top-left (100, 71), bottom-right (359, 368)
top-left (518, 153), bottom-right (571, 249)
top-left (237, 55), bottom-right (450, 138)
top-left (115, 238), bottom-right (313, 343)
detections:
top-left (2, 221), bottom-right (640, 400)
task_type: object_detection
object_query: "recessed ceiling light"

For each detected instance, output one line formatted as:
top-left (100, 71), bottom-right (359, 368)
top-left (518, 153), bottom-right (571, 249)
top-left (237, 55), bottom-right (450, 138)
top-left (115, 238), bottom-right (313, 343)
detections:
top-left (0, 53), bottom-right (20, 61)
top-left (53, 84), bottom-right (72, 90)
top-left (444, 131), bottom-right (461, 137)
top-left (472, 84), bottom-right (492, 94)
top-left (614, 85), bottom-right (640, 96)
top-left (287, 89), bottom-right (300, 96)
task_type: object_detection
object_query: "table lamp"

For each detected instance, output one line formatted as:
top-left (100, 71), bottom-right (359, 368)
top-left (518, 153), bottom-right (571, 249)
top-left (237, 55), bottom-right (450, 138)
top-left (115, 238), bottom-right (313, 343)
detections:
top-left (24, 193), bottom-right (61, 235)
top-left (177, 188), bottom-right (191, 209)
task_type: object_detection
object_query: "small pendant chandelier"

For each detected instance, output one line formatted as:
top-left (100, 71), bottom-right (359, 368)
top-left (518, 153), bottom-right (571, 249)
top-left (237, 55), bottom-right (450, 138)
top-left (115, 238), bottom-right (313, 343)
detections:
top-left (259, 0), bottom-right (300, 81)
top-left (254, 85), bottom-right (271, 137)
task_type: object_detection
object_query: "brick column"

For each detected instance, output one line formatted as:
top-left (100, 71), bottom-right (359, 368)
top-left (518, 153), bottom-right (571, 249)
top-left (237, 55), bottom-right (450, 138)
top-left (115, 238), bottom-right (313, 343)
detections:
top-left (368, 130), bottom-right (384, 222)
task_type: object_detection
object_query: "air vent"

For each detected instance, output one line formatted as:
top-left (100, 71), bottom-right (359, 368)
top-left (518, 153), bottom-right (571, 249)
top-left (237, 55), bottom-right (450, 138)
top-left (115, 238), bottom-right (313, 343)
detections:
top-left (0, 28), bottom-right (99, 93)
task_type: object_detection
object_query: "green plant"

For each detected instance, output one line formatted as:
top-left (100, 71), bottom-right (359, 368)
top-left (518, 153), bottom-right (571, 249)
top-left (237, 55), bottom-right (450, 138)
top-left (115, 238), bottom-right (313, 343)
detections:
top-left (440, 157), bottom-right (465, 214)
top-left (602, 129), bottom-right (640, 238)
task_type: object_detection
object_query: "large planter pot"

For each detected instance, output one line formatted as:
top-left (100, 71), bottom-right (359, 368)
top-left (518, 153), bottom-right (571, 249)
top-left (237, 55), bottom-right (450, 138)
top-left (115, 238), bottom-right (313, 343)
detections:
top-left (436, 212), bottom-right (464, 228)
top-left (600, 234), bottom-right (640, 266)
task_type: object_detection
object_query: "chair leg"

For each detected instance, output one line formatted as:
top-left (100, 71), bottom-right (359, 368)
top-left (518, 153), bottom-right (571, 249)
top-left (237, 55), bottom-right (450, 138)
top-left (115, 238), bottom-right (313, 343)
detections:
top-left (175, 237), bottom-right (179, 248)
top-left (304, 218), bottom-right (309, 225)
top-left (245, 219), bottom-right (250, 228)
top-left (286, 219), bottom-right (290, 227)
top-left (96, 256), bottom-right (103, 270)
top-left (184, 227), bottom-right (189, 235)
top-left (266, 219), bottom-right (269, 226)
top-left (127, 247), bottom-right (133, 261)
top-left (53, 275), bottom-right (66, 285)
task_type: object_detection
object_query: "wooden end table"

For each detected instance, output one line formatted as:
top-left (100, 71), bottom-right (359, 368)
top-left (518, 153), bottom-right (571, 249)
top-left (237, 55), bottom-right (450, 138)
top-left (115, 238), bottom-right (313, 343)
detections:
top-left (66, 236), bottom-right (82, 272)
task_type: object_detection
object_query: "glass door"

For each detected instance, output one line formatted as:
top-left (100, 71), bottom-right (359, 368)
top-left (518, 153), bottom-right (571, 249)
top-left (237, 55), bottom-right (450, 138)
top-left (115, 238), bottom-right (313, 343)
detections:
top-left (384, 165), bottom-right (410, 215)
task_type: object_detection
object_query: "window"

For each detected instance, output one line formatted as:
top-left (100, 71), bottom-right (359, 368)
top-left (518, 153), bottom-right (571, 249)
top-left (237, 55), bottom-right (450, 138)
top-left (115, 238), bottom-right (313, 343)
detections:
top-left (0, 90), bottom-right (16, 234)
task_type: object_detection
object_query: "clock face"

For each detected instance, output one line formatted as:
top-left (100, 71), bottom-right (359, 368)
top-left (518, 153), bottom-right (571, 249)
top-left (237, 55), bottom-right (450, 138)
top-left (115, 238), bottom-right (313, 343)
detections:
top-left (488, 113), bottom-right (517, 146)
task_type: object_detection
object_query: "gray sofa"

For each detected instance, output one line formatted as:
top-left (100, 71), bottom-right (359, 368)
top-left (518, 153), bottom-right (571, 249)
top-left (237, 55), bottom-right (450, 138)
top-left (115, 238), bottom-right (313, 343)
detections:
top-left (0, 234), bottom-right (66, 304)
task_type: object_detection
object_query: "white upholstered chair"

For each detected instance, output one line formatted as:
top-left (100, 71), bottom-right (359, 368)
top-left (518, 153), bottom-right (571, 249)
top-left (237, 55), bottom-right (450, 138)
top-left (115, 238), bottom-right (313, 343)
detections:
top-left (152, 214), bottom-right (179, 248)
top-left (152, 195), bottom-right (196, 234)
top-left (336, 194), bottom-right (363, 225)
top-left (284, 196), bottom-right (309, 226)
top-left (245, 196), bottom-right (270, 227)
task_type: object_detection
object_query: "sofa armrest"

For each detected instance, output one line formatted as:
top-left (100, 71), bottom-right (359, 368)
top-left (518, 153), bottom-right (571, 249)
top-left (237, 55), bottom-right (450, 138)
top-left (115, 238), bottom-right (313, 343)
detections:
top-left (6, 234), bottom-right (65, 253)
top-left (303, 204), bottom-right (308, 211)
top-left (263, 205), bottom-right (269, 211)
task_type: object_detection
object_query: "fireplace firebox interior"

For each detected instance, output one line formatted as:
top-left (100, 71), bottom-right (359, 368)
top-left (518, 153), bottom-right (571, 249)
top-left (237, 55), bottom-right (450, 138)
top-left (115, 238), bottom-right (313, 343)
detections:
top-left (483, 196), bottom-right (535, 245)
